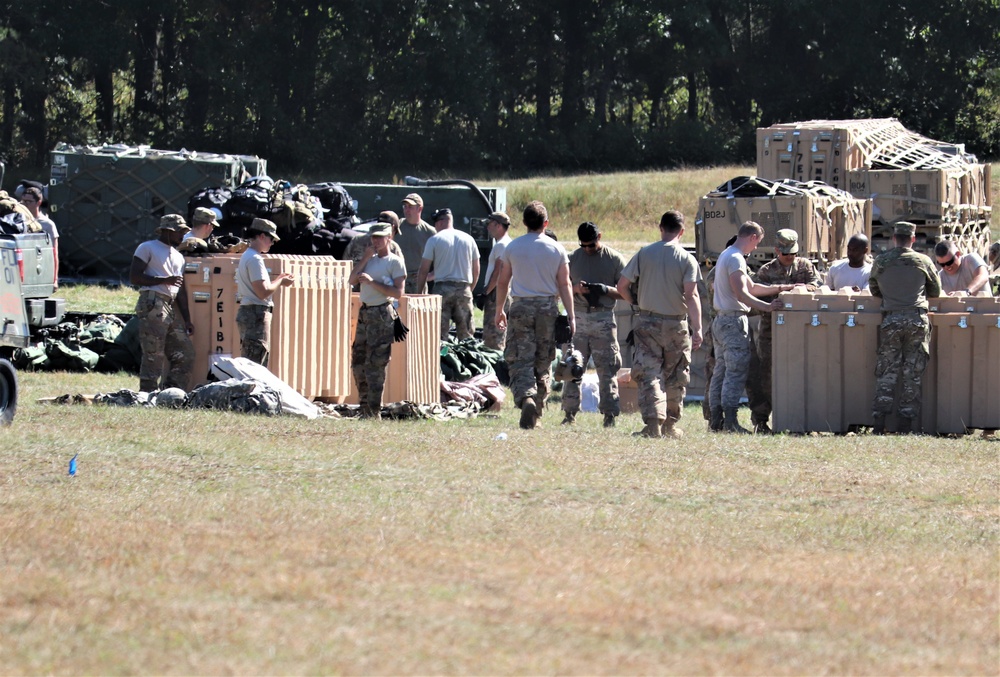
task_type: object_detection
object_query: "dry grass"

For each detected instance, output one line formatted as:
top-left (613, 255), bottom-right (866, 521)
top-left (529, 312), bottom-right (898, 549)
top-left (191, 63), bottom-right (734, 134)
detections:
top-left (1, 369), bottom-right (997, 675)
top-left (4, 165), bottom-right (996, 674)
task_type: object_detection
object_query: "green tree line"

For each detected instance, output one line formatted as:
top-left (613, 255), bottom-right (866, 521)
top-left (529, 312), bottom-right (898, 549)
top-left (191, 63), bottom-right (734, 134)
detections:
top-left (1, 0), bottom-right (998, 178)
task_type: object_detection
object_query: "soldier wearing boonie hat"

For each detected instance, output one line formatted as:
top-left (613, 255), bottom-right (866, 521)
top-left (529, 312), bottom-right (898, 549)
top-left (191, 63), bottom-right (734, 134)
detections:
top-left (130, 213), bottom-right (195, 393)
top-left (747, 226), bottom-right (820, 434)
top-left (868, 220), bottom-right (941, 434)
top-left (482, 211), bottom-right (514, 350)
top-left (236, 218), bottom-right (295, 367)
top-left (397, 192), bottom-right (435, 293)
top-left (349, 220), bottom-right (407, 419)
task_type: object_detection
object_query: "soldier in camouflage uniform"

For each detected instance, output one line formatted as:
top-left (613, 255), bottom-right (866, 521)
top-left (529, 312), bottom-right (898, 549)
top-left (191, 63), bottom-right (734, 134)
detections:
top-left (748, 228), bottom-right (820, 433)
top-left (415, 208), bottom-right (480, 340)
top-left (617, 211), bottom-right (703, 438)
top-left (129, 214), bottom-right (195, 392)
top-left (236, 218), bottom-right (295, 367)
top-left (481, 212), bottom-right (513, 350)
top-left (496, 201), bottom-right (575, 430)
top-left (709, 222), bottom-right (792, 433)
top-left (869, 222), bottom-right (941, 434)
top-left (561, 222), bottom-right (628, 427)
top-left (349, 222), bottom-right (407, 419)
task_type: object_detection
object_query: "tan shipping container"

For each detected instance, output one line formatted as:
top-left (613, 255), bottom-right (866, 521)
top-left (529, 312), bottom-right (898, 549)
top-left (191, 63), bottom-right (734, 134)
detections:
top-left (771, 292), bottom-right (999, 434)
top-left (342, 293), bottom-right (443, 406)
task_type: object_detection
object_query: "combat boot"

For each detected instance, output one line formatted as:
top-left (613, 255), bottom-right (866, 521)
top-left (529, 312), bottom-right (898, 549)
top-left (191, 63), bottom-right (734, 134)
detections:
top-left (896, 417), bottom-right (913, 435)
top-left (709, 406), bottom-right (724, 432)
top-left (519, 399), bottom-right (538, 430)
top-left (753, 420), bottom-right (772, 435)
top-left (632, 418), bottom-right (663, 438)
top-left (723, 407), bottom-right (751, 434)
top-left (561, 411), bottom-right (576, 425)
top-left (662, 416), bottom-right (684, 439)
top-left (603, 413), bottom-right (616, 428)
top-left (871, 414), bottom-right (886, 435)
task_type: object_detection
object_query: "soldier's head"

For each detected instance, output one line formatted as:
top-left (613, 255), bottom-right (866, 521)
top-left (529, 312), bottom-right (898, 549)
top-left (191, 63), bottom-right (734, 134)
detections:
top-left (577, 221), bottom-right (602, 256)
top-left (368, 222), bottom-right (392, 255)
top-left (156, 214), bottom-right (190, 246)
top-left (401, 193), bottom-right (424, 225)
top-left (659, 211), bottom-right (685, 241)
top-left (522, 201), bottom-right (548, 233)
top-left (847, 233), bottom-right (870, 266)
top-left (933, 240), bottom-right (961, 273)
top-left (378, 210), bottom-right (401, 238)
top-left (736, 221), bottom-right (765, 253)
top-left (774, 228), bottom-right (800, 265)
top-left (19, 186), bottom-right (43, 217)
top-left (247, 218), bottom-right (280, 253)
top-left (191, 207), bottom-right (220, 239)
top-left (486, 212), bottom-right (510, 241)
top-left (893, 222), bottom-right (916, 249)
top-left (432, 207), bottom-right (453, 231)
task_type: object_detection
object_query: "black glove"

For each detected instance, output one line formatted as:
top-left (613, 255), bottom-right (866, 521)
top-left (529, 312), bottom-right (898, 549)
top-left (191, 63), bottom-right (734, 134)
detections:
top-left (554, 314), bottom-right (573, 344)
top-left (393, 317), bottom-right (409, 342)
top-left (474, 293), bottom-right (487, 311)
top-left (584, 282), bottom-right (607, 309)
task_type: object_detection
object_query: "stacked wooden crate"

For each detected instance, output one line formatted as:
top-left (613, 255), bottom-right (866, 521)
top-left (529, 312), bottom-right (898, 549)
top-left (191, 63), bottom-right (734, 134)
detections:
top-left (756, 119), bottom-right (992, 259)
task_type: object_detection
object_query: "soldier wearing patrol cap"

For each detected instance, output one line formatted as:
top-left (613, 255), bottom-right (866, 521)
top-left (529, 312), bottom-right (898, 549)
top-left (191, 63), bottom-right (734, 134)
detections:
top-left (186, 207), bottom-right (219, 241)
top-left (748, 228), bottom-right (820, 433)
top-left (481, 211), bottom-right (513, 350)
top-left (349, 222), bottom-right (406, 419)
top-left (397, 192), bottom-right (435, 294)
top-left (129, 214), bottom-right (195, 392)
top-left (236, 218), bottom-right (295, 367)
top-left (868, 221), bottom-right (942, 434)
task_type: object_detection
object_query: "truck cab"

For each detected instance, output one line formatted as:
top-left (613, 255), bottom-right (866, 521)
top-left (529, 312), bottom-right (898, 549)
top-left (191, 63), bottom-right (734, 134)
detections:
top-left (0, 230), bottom-right (65, 423)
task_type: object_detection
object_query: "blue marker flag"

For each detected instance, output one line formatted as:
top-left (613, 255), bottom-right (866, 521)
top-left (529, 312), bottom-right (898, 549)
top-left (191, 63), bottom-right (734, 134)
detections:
top-left (68, 454), bottom-right (78, 476)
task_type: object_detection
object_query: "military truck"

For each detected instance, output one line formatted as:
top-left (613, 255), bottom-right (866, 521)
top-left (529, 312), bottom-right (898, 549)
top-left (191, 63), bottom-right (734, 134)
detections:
top-left (0, 174), bottom-right (66, 423)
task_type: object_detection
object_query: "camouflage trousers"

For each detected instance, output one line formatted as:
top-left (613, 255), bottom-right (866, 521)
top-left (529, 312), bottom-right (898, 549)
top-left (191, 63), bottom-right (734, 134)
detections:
top-left (709, 313), bottom-right (751, 410)
top-left (352, 303), bottom-right (395, 411)
top-left (505, 296), bottom-right (558, 410)
top-left (562, 310), bottom-right (621, 416)
top-left (746, 320), bottom-right (772, 425)
top-left (435, 281), bottom-right (474, 340)
top-left (135, 291), bottom-right (194, 392)
top-left (630, 312), bottom-right (691, 423)
top-left (873, 311), bottom-right (931, 420)
top-left (237, 303), bottom-right (273, 367)
top-left (701, 323), bottom-right (715, 421)
top-left (481, 290), bottom-right (510, 350)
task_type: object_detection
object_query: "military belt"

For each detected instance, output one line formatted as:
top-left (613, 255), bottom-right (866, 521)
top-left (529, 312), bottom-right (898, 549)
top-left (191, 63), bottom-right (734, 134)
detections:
top-left (639, 310), bottom-right (686, 321)
top-left (361, 301), bottom-right (391, 309)
top-left (715, 309), bottom-right (748, 317)
top-left (882, 308), bottom-right (927, 315)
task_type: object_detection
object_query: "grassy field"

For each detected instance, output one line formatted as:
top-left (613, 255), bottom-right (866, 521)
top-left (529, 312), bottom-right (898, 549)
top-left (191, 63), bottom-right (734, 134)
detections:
top-left (2, 166), bottom-right (998, 674)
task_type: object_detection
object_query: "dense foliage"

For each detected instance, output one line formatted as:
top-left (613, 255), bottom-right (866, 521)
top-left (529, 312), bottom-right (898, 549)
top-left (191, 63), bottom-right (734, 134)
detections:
top-left (1, 0), bottom-right (998, 178)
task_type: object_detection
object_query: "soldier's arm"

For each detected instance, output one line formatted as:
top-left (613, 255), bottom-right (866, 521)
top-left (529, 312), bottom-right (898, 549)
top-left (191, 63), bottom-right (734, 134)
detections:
top-left (615, 274), bottom-right (634, 305)
top-left (925, 262), bottom-right (942, 298)
top-left (495, 263), bottom-right (513, 330)
top-left (485, 258), bottom-right (504, 294)
top-left (415, 258), bottom-right (433, 295)
top-left (731, 270), bottom-right (783, 312)
top-left (683, 281), bottom-right (703, 351)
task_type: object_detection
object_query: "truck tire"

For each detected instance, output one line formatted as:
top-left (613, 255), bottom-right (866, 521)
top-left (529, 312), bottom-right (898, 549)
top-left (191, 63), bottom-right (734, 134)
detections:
top-left (0, 358), bottom-right (17, 425)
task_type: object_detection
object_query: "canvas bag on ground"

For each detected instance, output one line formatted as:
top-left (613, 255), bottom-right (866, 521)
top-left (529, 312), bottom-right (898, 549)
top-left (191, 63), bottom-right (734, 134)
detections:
top-left (209, 355), bottom-right (321, 419)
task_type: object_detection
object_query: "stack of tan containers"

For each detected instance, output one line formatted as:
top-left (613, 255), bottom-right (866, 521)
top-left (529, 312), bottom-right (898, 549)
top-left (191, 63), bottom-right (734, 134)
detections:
top-left (771, 291), bottom-right (1000, 435)
top-left (183, 254), bottom-right (443, 406)
top-left (756, 118), bottom-right (992, 259)
top-left (696, 177), bottom-right (870, 268)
